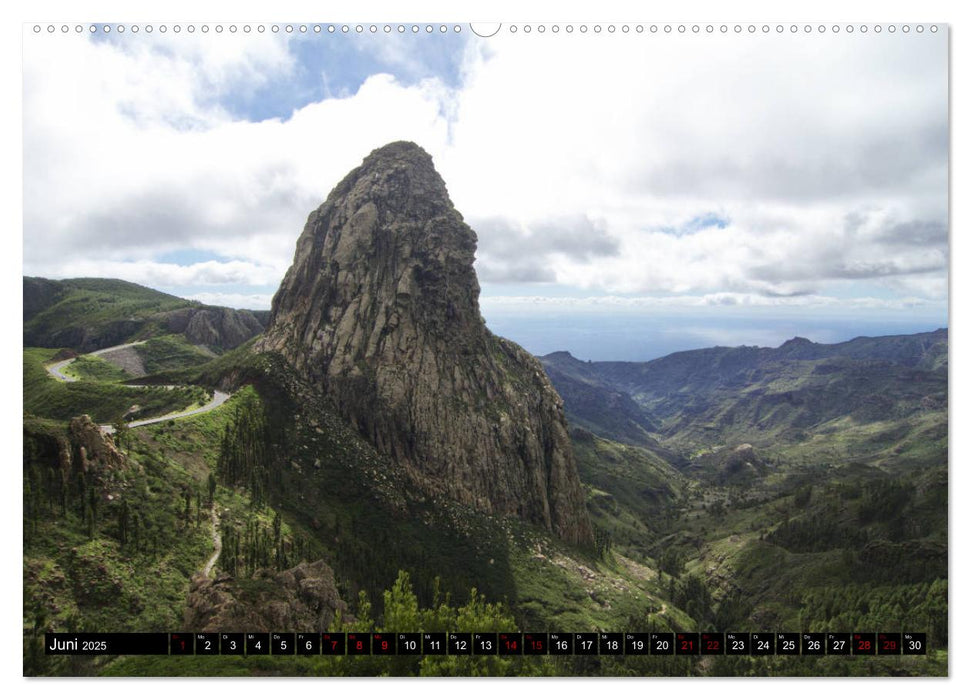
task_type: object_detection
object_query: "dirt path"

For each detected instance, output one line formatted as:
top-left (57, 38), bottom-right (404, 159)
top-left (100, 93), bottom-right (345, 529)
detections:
top-left (202, 504), bottom-right (222, 577)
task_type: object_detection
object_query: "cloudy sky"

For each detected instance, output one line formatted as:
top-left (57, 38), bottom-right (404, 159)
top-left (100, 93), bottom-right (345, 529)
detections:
top-left (22, 24), bottom-right (948, 360)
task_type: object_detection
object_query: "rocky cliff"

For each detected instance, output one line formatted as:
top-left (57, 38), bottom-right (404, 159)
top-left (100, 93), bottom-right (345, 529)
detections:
top-left (159, 306), bottom-right (264, 350)
top-left (184, 560), bottom-right (349, 632)
top-left (257, 141), bottom-right (593, 546)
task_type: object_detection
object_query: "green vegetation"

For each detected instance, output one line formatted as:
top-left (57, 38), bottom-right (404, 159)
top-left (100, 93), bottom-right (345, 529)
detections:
top-left (23, 300), bottom-right (948, 677)
top-left (214, 389), bottom-right (276, 508)
top-left (23, 415), bottom-right (212, 676)
top-left (63, 354), bottom-right (132, 382)
top-left (25, 348), bottom-right (209, 424)
top-left (135, 335), bottom-right (215, 374)
top-left (573, 431), bottom-right (685, 560)
top-left (24, 277), bottom-right (195, 350)
top-left (215, 486), bottom-right (316, 578)
top-left (102, 571), bottom-right (559, 676)
top-left (138, 338), bottom-right (262, 387)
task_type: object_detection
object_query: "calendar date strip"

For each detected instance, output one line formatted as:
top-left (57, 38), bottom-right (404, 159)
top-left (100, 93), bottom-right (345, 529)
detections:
top-left (45, 632), bottom-right (928, 656)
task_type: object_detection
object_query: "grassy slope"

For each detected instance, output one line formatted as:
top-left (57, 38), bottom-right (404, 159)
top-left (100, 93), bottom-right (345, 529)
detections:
top-left (63, 354), bottom-right (132, 382)
top-left (134, 334), bottom-right (217, 374)
top-left (23, 415), bottom-right (213, 676)
top-left (22, 325), bottom-right (947, 676)
top-left (572, 432), bottom-right (686, 560)
top-left (24, 278), bottom-right (195, 349)
top-left (24, 347), bottom-right (209, 424)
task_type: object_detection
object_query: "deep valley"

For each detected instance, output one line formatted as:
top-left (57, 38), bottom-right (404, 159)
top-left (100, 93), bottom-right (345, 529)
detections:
top-left (22, 144), bottom-right (948, 678)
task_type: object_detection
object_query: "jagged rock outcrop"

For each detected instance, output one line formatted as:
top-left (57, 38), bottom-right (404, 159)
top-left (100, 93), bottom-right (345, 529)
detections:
top-left (257, 141), bottom-right (594, 546)
top-left (23, 415), bottom-right (133, 531)
top-left (68, 415), bottom-right (127, 472)
top-left (160, 307), bottom-right (265, 349)
top-left (184, 560), bottom-right (350, 632)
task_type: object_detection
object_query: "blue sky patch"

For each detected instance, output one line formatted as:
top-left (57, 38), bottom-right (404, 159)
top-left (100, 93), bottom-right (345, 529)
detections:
top-left (155, 249), bottom-right (234, 266)
top-left (658, 213), bottom-right (730, 237)
top-left (93, 29), bottom-right (468, 123)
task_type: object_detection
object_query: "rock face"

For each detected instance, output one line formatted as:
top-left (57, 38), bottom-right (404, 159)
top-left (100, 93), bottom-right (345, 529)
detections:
top-left (184, 560), bottom-right (349, 632)
top-left (160, 307), bottom-right (265, 350)
top-left (68, 415), bottom-right (127, 472)
top-left (257, 141), bottom-right (593, 546)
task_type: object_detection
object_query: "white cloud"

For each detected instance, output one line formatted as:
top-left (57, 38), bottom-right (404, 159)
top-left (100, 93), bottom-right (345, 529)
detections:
top-left (23, 34), bottom-right (454, 281)
top-left (187, 292), bottom-right (274, 310)
top-left (437, 33), bottom-right (948, 300)
top-left (22, 28), bottom-right (948, 308)
top-left (25, 259), bottom-right (283, 288)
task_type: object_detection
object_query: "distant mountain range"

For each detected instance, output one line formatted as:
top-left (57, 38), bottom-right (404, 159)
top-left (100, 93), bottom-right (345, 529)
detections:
top-left (541, 328), bottom-right (947, 465)
top-left (22, 142), bottom-right (949, 677)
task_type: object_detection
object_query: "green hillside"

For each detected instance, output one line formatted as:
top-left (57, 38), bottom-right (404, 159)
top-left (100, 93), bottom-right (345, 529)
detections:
top-left (540, 332), bottom-right (948, 467)
top-left (24, 277), bottom-right (195, 351)
top-left (24, 347), bottom-right (208, 424)
top-left (23, 283), bottom-right (948, 677)
top-left (23, 277), bottom-right (266, 353)
top-left (134, 334), bottom-right (217, 374)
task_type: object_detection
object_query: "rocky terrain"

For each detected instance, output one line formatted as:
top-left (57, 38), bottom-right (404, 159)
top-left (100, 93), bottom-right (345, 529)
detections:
top-left (184, 560), bottom-right (350, 632)
top-left (160, 306), bottom-right (265, 350)
top-left (22, 143), bottom-right (947, 678)
top-left (95, 345), bottom-right (147, 377)
top-left (257, 141), bottom-right (593, 547)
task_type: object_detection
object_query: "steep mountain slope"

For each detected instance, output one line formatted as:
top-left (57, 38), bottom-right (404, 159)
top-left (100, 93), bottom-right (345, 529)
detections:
top-left (22, 147), bottom-right (947, 676)
top-left (24, 277), bottom-right (265, 352)
top-left (256, 141), bottom-right (593, 547)
top-left (541, 352), bottom-right (661, 446)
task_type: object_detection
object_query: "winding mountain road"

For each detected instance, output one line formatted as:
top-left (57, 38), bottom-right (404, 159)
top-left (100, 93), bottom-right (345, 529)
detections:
top-left (46, 341), bottom-right (147, 382)
top-left (45, 341), bottom-right (232, 432)
top-left (102, 389), bottom-right (232, 433)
